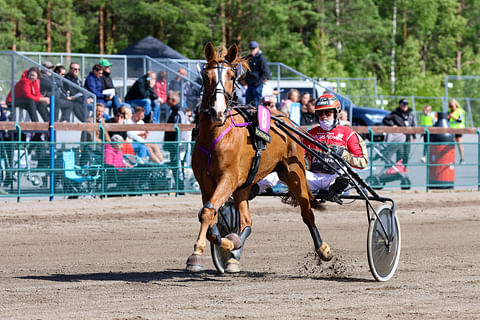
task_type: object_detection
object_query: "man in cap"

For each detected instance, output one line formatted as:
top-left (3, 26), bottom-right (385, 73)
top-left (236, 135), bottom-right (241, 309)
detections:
top-left (99, 58), bottom-right (126, 113)
top-left (382, 98), bottom-right (416, 166)
top-left (245, 41), bottom-right (270, 107)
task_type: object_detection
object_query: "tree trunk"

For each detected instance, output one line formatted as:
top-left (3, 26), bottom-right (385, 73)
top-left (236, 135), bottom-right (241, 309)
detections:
top-left (99, 6), bottom-right (104, 54)
top-left (391, 0), bottom-right (397, 94)
top-left (11, 18), bottom-right (17, 51)
top-left (221, 1), bottom-right (226, 46)
top-left (46, 2), bottom-right (52, 52)
top-left (66, 10), bottom-right (71, 53)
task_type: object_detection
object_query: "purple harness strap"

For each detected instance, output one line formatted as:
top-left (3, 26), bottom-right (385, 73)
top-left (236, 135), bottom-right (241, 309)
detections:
top-left (198, 111), bottom-right (251, 175)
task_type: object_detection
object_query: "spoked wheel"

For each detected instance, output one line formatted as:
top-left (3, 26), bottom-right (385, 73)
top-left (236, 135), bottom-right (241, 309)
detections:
top-left (210, 242), bottom-right (233, 274)
top-left (210, 200), bottom-right (240, 274)
top-left (367, 205), bottom-right (401, 282)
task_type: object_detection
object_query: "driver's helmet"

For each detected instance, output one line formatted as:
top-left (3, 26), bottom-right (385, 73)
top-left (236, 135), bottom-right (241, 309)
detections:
top-left (315, 93), bottom-right (341, 115)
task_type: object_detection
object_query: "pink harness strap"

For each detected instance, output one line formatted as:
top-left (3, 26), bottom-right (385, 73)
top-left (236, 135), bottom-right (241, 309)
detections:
top-left (198, 111), bottom-right (251, 175)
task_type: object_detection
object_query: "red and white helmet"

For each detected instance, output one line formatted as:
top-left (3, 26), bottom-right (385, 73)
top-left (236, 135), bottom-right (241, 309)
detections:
top-left (315, 93), bottom-right (341, 114)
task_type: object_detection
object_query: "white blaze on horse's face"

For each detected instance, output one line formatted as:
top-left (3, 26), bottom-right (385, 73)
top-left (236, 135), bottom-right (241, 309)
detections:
top-left (214, 64), bottom-right (228, 119)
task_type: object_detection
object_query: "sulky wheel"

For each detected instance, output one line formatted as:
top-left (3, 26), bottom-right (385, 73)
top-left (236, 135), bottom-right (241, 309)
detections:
top-left (210, 200), bottom-right (240, 274)
top-left (367, 204), bottom-right (401, 282)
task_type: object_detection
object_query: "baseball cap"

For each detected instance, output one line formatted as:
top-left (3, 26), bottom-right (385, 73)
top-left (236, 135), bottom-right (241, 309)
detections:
top-left (42, 61), bottom-right (53, 68)
top-left (399, 98), bottom-right (409, 105)
top-left (99, 59), bottom-right (113, 67)
top-left (249, 41), bottom-right (259, 49)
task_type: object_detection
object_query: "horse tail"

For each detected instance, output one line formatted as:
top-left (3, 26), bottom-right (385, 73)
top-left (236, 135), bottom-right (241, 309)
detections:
top-left (281, 187), bottom-right (326, 211)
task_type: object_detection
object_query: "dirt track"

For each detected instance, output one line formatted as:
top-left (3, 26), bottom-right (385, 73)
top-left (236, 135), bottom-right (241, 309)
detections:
top-left (1, 191), bottom-right (480, 319)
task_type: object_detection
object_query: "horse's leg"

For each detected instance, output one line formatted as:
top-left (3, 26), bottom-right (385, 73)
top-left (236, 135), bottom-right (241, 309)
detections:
top-left (186, 177), bottom-right (241, 272)
top-left (279, 164), bottom-right (333, 261)
top-left (224, 192), bottom-right (253, 273)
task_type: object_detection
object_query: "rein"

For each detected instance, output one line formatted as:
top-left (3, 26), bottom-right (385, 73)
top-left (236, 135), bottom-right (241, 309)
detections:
top-left (198, 110), bottom-right (251, 176)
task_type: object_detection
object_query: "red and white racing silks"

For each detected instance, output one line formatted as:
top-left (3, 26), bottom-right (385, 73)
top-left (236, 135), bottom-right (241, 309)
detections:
top-left (303, 125), bottom-right (369, 171)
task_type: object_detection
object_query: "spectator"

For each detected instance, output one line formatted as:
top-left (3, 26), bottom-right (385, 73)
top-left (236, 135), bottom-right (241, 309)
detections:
top-left (124, 71), bottom-right (157, 122)
top-left (168, 68), bottom-right (187, 92)
top-left (105, 135), bottom-right (132, 169)
top-left (106, 107), bottom-right (128, 140)
top-left (448, 99), bottom-right (466, 163)
top-left (81, 103), bottom-right (110, 143)
top-left (260, 95), bottom-right (278, 112)
top-left (420, 105), bottom-right (436, 163)
top-left (52, 65), bottom-right (88, 122)
top-left (338, 110), bottom-right (351, 127)
top-left (84, 64), bottom-right (106, 105)
top-left (63, 62), bottom-right (87, 103)
top-left (6, 67), bottom-right (50, 122)
top-left (382, 98), bottom-right (416, 166)
top-left (300, 97), bottom-right (316, 126)
top-left (99, 59), bottom-right (124, 113)
top-left (164, 91), bottom-right (187, 193)
top-left (153, 71), bottom-right (167, 123)
top-left (245, 41), bottom-right (270, 107)
top-left (39, 61), bottom-right (54, 98)
top-left (126, 107), bottom-right (164, 163)
top-left (280, 89), bottom-right (300, 117)
top-left (236, 79), bottom-right (248, 105)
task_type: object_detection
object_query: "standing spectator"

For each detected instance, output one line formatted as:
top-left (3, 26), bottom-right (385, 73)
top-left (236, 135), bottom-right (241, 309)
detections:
top-left (280, 89), bottom-right (300, 117)
top-left (84, 64), bottom-right (106, 105)
top-left (448, 99), bottom-right (466, 163)
top-left (300, 97), bottom-right (316, 126)
top-left (164, 91), bottom-right (187, 193)
top-left (99, 59), bottom-right (125, 113)
top-left (153, 71), bottom-right (168, 123)
top-left (245, 41), bottom-right (270, 107)
top-left (124, 71), bottom-right (157, 122)
top-left (6, 67), bottom-right (50, 122)
top-left (420, 105), bottom-right (436, 163)
top-left (382, 98), bottom-right (416, 166)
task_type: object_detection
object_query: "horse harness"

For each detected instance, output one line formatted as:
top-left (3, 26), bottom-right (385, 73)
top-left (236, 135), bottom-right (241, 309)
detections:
top-left (197, 107), bottom-right (270, 190)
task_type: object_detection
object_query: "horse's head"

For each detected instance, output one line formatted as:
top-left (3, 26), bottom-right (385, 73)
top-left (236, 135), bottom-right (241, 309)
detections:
top-left (200, 42), bottom-right (248, 124)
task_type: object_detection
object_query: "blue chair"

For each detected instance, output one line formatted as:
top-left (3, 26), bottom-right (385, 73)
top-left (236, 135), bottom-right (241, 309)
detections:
top-left (62, 150), bottom-right (101, 196)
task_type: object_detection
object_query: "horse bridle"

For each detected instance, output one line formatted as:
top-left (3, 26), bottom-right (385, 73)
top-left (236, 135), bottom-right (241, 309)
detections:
top-left (200, 60), bottom-right (238, 121)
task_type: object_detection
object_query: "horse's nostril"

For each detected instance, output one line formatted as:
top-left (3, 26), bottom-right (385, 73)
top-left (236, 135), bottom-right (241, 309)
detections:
top-left (217, 111), bottom-right (223, 119)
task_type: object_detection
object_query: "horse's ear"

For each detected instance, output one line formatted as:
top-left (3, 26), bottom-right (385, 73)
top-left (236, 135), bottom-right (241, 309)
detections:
top-left (204, 42), bottom-right (216, 61)
top-left (225, 44), bottom-right (238, 63)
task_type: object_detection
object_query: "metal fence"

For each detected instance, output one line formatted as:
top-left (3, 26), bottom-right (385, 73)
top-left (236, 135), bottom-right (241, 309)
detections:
top-left (0, 125), bottom-right (479, 201)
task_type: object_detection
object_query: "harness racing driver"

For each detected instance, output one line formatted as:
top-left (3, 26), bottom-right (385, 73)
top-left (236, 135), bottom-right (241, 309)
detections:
top-left (252, 93), bottom-right (369, 202)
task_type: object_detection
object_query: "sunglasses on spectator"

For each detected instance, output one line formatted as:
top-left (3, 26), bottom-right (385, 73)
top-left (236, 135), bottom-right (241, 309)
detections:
top-left (316, 110), bottom-right (334, 116)
top-left (71, 67), bottom-right (80, 71)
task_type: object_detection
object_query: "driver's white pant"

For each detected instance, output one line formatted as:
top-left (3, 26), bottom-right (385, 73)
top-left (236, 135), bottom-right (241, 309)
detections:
top-left (256, 171), bottom-right (338, 193)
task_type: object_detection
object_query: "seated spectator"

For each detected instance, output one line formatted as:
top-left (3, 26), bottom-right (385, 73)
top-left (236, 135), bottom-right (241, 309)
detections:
top-left (126, 107), bottom-right (164, 163)
top-left (81, 103), bottom-right (111, 143)
top-left (338, 110), bottom-right (351, 126)
top-left (260, 95), bottom-right (278, 112)
top-left (6, 67), bottom-right (50, 122)
top-left (99, 59), bottom-right (130, 114)
top-left (153, 71), bottom-right (167, 123)
top-left (64, 62), bottom-right (91, 108)
top-left (280, 89), bottom-right (300, 117)
top-left (84, 64), bottom-right (106, 106)
top-left (300, 98), bottom-right (316, 126)
top-left (50, 65), bottom-right (88, 122)
top-left (124, 71), bottom-right (157, 122)
top-left (104, 135), bottom-right (133, 169)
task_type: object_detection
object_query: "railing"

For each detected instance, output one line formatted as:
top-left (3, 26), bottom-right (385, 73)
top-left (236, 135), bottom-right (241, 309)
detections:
top-left (0, 123), bottom-right (478, 201)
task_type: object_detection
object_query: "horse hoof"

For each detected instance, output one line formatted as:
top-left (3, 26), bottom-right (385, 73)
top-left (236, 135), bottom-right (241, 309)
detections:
top-left (225, 233), bottom-right (242, 250)
top-left (185, 254), bottom-right (204, 272)
top-left (317, 242), bottom-right (333, 261)
top-left (225, 258), bottom-right (240, 273)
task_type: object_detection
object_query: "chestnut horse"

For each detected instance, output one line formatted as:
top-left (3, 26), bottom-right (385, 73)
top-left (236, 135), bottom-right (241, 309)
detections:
top-left (186, 42), bottom-right (332, 273)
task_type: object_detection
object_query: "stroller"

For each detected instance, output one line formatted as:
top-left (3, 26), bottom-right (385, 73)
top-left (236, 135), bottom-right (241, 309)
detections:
top-left (366, 142), bottom-right (411, 190)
